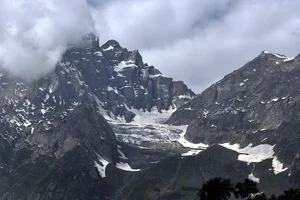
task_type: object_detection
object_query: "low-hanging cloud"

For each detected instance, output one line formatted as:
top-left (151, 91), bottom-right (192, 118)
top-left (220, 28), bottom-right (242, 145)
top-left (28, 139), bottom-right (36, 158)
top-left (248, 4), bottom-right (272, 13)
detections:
top-left (0, 0), bottom-right (95, 80)
top-left (2, 0), bottom-right (300, 92)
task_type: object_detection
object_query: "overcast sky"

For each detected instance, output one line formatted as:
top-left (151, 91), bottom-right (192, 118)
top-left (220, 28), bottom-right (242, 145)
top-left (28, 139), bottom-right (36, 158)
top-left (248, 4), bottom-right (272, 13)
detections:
top-left (1, 0), bottom-right (300, 93)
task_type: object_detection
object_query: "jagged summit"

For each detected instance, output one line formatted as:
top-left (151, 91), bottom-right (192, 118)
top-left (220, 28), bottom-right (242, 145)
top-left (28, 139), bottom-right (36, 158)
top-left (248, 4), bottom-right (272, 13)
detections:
top-left (0, 35), bottom-right (195, 154)
top-left (62, 36), bottom-right (195, 117)
top-left (260, 50), bottom-right (295, 62)
top-left (101, 39), bottom-right (122, 50)
top-left (78, 33), bottom-right (100, 49)
top-left (0, 34), bottom-right (196, 199)
top-left (2, 39), bottom-right (300, 199)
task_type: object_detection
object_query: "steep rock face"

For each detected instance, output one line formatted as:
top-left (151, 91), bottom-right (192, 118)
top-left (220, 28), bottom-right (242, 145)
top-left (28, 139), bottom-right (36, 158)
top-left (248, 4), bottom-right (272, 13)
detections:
top-left (0, 34), bottom-right (195, 199)
top-left (4, 33), bottom-right (300, 199)
top-left (0, 102), bottom-right (120, 200)
top-left (53, 34), bottom-right (194, 122)
top-left (167, 51), bottom-right (300, 173)
top-left (0, 33), bottom-right (194, 158)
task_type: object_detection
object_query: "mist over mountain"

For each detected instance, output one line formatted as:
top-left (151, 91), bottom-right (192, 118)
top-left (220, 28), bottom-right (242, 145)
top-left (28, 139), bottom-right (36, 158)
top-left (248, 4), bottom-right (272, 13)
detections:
top-left (2, 0), bottom-right (300, 92)
top-left (1, 1), bottom-right (300, 200)
top-left (0, 0), bottom-right (94, 79)
top-left (0, 32), bottom-right (299, 199)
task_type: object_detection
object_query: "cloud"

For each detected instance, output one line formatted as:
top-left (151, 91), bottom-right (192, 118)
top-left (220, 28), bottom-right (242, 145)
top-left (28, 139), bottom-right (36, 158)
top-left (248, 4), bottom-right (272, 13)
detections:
top-left (91, 0), bottom-right (234, 49)
top-left (1, 0), bottom-right (300, 93)
top-left (0, 0), bottom-right (95, 80)
top-left (91, 0), bottom-right (300, 92)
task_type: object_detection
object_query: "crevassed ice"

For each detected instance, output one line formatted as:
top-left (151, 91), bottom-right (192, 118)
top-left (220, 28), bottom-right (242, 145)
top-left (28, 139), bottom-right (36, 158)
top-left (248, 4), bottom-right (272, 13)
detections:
top-left (112, 104), bottom-right (209, 149)
top-left (94, 94), bottom-right (209, 152)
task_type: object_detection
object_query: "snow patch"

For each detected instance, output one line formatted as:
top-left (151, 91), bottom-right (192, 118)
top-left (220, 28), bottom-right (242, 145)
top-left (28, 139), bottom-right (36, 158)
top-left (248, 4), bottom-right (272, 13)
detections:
top-left (267, 98), bottom-right (278, 103)
top-left (263, 51), bottom-right (294, 62)
top-left (23, 120), bottom-right (31, 127)
top-left (202, 109), bottom-right (209, 118)
top-left (220, 143), bottom-right (274, 163)
top-left (40, 109), bottom-right (46, 115)
top-left (284, 57), bottom-right (294, 62)
top-left (220, 143), bottom-right (287, 174)
top-left (44, 94), bottom-right (50, 102)
top-left (114, 61), bottom-right (137, 73)
top-left (182, 149), bottom-right (202, 156)
top-left (183, 107), bottom-right (194, 111)
top-left (118, 149), bottom-right (128, 160)
top-left (211, 124), bottom-right (217, 128)
top-left (272, 156), bottom-right (288, 174)
top-left (94, 94), bottom-right (115, 121)
top-left (178, 94), bottom-right (192, 99)
top-left (103, 45), bottom-right (114, 51)
top-left (94, 153), bottom-right (110, 178)
top-left (149, 74), bottom-right (171, 78)
top-left (107, 86), bottom-right (119, 94)
top-left (177, 125), bottom-right (209, 149)
top-left (248, 173), bottom-right (260, 183)
top-left (94, 51), bottom-right (103, 56)
top-left (116, 162), bottom-right (140, 172)
top-left (261, 138), bottom-right (268, 142)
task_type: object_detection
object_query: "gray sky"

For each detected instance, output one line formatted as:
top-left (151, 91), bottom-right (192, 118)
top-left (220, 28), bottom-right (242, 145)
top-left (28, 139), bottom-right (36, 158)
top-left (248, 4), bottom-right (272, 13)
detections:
top-left (1, 0), bottom-right (300, 93)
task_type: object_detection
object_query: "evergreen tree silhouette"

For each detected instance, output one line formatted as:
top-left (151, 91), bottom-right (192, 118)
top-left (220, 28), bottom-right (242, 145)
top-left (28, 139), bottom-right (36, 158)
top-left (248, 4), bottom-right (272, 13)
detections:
top-left (234, 179), bottom-right (259, 199)
top-left (196, 177), bottom-right (300, 200)
top-left (277, 188), bottom-right (300, 200)
top-left (197, 177), bottom-right (233, 200)
top-left (268, 195), bottom-right (277, 200)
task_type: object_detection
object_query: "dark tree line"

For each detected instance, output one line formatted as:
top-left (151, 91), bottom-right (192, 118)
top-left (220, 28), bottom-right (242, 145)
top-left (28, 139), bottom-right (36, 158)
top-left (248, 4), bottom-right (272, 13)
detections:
top-left (196, 177), bottom-right (300, 200)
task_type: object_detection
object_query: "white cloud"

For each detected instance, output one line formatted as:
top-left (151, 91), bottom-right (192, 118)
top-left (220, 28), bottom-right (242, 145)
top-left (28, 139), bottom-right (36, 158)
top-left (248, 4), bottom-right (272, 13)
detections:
top-left (2, 0), bottom-right (300, 92)
top-left (91, 0), bottom-right (300, 92)
top-left (0, 0), bottom-right (95, 80)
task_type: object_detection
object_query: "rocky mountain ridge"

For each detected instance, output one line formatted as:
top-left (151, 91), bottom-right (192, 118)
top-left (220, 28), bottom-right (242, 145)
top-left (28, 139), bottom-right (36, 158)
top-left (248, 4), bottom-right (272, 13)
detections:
top-left (0, 33), bottom-right (300, 199)
top-left (0, 34), bottom-right (196, 199)
top-left (167, 50), bottom-right (300, 186)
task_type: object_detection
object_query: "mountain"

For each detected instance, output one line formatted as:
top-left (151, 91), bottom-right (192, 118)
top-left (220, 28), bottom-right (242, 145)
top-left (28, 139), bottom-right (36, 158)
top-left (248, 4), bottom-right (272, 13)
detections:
top-left (1, 33), bottom-right (300, 200)
top-left (167, 51), bottom-right (300, 192)
top-left (114, 145), bottom-right (290, 200)
top-left (0, 34), bottom-right (195, 200)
